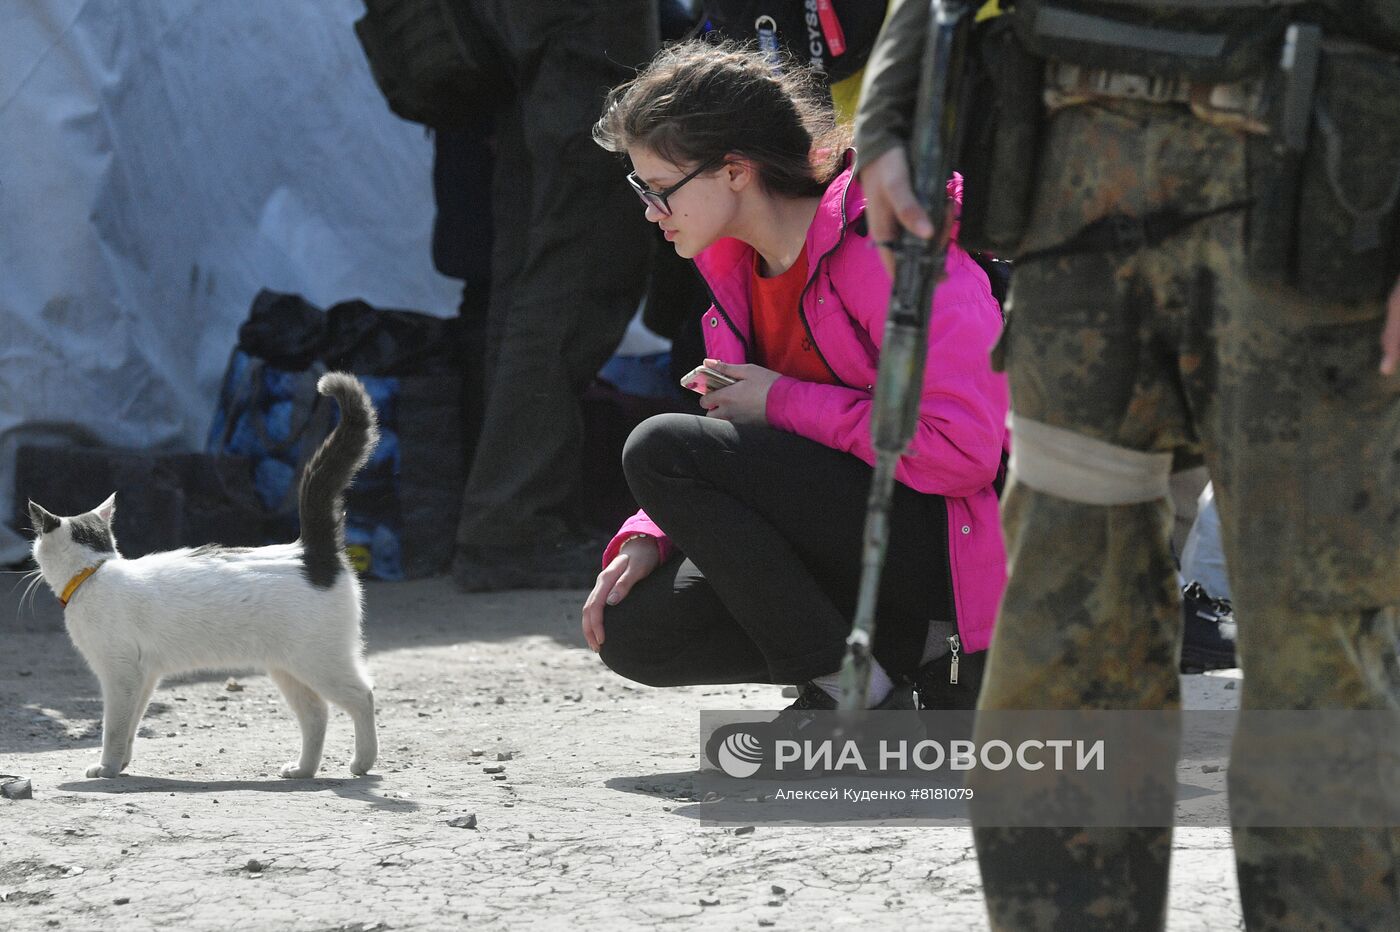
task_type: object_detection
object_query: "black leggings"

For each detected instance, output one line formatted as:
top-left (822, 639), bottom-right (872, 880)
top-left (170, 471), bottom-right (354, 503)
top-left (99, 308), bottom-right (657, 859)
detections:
top-left (598, 413), bottom-right (954, 687)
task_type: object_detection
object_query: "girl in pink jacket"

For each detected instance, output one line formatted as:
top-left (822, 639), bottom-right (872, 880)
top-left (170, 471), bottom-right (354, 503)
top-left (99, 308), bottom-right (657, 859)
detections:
top-left (581, 41), bottom-right (1008, 713)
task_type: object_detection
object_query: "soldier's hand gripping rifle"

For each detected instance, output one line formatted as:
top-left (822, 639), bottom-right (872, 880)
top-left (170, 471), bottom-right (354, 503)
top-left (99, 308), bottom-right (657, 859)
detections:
top-left (839, 0), bottom-right (975, 712)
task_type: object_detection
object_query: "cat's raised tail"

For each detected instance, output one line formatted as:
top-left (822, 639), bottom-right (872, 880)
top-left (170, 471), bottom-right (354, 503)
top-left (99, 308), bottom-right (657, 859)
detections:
top-left (298, 373), bottom-right (380, 588)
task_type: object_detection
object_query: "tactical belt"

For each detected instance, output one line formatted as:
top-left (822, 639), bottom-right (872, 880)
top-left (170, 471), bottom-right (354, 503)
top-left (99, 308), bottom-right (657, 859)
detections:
top-left (1016, 199), bottom-right (1253, 264)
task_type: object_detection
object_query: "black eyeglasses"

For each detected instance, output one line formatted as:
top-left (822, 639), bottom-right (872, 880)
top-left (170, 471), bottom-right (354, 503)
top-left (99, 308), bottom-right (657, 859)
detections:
top-left (626, 157), bottom-right (722, 217)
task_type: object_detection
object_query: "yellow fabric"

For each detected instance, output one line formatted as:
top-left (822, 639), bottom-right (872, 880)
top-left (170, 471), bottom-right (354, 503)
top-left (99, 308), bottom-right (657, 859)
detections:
top-left (59, 563), bottom-right (102, 607)
top-left (831, 69), bottom-right (865, 125)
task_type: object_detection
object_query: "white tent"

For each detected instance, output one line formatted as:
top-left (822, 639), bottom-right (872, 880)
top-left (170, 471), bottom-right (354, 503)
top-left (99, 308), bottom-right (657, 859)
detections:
top-left (0, 0), bottom-right (462, 563)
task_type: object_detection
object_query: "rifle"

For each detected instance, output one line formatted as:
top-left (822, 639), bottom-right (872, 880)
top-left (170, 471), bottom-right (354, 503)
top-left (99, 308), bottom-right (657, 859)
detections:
top-left (839, 0), bottom-right (975, 712)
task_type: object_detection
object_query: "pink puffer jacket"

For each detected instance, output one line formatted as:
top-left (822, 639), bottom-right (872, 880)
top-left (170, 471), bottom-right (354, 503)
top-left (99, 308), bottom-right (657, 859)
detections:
top-left (604, 161), bottom-right (1009, 651)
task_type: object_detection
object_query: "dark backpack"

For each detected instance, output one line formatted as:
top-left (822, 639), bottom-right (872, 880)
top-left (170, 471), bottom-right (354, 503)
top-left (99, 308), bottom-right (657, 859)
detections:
top-left (354, 0), bottom-right (504, 129)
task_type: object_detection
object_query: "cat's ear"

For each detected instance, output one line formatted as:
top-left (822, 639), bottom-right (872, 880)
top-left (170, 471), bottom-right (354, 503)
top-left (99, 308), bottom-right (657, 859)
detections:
top-left (28, 501), bottom-right (61, 534)
top-left (94, 493), bottom-right (117, 525)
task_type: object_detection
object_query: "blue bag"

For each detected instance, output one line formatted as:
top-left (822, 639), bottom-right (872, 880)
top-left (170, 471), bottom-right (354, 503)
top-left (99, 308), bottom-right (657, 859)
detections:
top-left (208, 291), bottom-right (465, 580)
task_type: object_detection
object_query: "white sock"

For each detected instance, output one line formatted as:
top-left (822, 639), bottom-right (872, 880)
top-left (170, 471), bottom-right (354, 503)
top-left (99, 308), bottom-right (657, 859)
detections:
top-left (812, 660), bottom-right (892, 707)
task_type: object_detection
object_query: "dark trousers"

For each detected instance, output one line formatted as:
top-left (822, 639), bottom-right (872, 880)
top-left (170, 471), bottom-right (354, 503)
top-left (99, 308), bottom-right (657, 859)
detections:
top-left (453, 0), bottom-right (657, 549)
top-left (599, 413), bottom-right (954, 686)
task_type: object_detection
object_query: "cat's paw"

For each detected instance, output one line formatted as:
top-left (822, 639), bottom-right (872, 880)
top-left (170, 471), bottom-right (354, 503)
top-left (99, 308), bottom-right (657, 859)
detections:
top-left (279, 762), bottom-right (316, 779)
top-left (85, 763), bottom-right (121, 778)
top-left (349, 757), bottom-right (374, 776)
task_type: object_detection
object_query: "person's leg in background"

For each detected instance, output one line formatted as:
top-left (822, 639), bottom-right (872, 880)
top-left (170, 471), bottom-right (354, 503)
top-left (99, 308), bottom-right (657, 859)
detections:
top-left (430, 117), bottom-right (495, 475)
top-left (644, 0), bottom-right (709, 395)
top-left (453, 0), bottom-right (657, 591)
top-left (646, 245), bottom-right (710, 397)
top-left (1179, 481), bottom-right (1230, 600)
top-left (1168, 464), bottom-right (1209, 563)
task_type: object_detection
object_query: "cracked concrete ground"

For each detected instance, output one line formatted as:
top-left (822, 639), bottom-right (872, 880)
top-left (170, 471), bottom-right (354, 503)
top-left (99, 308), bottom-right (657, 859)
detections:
top-left (1, 575), bottom-right (1244, 930)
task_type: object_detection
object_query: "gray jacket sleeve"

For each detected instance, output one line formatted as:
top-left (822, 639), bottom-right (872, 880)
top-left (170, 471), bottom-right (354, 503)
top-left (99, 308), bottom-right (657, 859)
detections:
top-left (853, 0), bottom-right (929, 174)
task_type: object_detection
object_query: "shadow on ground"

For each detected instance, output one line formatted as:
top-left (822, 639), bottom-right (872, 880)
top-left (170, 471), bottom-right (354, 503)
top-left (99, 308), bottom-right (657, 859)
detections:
top-left (55, 772), bottom-right (417, 811)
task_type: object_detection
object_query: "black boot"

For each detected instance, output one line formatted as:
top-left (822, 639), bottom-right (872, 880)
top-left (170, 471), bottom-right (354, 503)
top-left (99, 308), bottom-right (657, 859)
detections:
top-left (1180, 581), bottom-right (1237, 672)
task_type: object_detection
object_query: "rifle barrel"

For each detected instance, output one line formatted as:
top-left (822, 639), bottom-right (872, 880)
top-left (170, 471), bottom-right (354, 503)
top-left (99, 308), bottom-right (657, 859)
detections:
top-left (839, 1), bottom-right (972, 712)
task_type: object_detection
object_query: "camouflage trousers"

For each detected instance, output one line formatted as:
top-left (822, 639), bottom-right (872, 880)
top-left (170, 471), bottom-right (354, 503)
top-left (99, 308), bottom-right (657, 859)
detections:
top-left (972, 99), bottom-right (1400, 930)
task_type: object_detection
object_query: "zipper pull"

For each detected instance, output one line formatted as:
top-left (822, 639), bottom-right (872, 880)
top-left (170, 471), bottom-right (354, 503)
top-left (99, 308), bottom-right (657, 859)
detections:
top-left (947, 634), bottom-right (961, 685)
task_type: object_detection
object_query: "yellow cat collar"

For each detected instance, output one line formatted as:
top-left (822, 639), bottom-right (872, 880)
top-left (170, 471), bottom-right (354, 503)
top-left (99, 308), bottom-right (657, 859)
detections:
top-left (59, 563), bottom-right (104, 607)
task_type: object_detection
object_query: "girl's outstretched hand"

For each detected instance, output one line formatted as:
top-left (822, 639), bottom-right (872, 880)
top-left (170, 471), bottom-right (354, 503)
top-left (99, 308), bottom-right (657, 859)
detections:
top-left (581, 536), bottom-right (660, 652)
top-left (698, 359), bottom-right (780, 426)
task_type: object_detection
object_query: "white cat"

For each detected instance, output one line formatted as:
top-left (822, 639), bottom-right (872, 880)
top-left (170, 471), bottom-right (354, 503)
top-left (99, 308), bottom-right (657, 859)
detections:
top-left (29, 372), bottom-right (380, 780)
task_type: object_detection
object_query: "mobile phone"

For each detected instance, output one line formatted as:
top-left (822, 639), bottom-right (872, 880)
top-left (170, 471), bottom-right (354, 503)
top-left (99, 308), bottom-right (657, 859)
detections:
top-left (680, 364), bottom-right (737, 394)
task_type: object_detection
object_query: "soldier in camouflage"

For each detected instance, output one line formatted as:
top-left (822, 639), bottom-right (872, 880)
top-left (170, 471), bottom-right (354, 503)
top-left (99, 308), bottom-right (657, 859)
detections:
top-left (856, 0), bottom-right (1400, 928)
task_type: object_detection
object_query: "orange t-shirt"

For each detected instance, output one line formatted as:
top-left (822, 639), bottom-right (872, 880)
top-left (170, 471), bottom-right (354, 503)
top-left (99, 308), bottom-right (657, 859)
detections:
top-left (749, 249), bottom-right (836, 385)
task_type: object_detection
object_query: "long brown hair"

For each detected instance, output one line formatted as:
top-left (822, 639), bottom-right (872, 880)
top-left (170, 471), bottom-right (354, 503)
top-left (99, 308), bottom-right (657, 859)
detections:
top-left (593, 39), bottom-right (851, 199)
